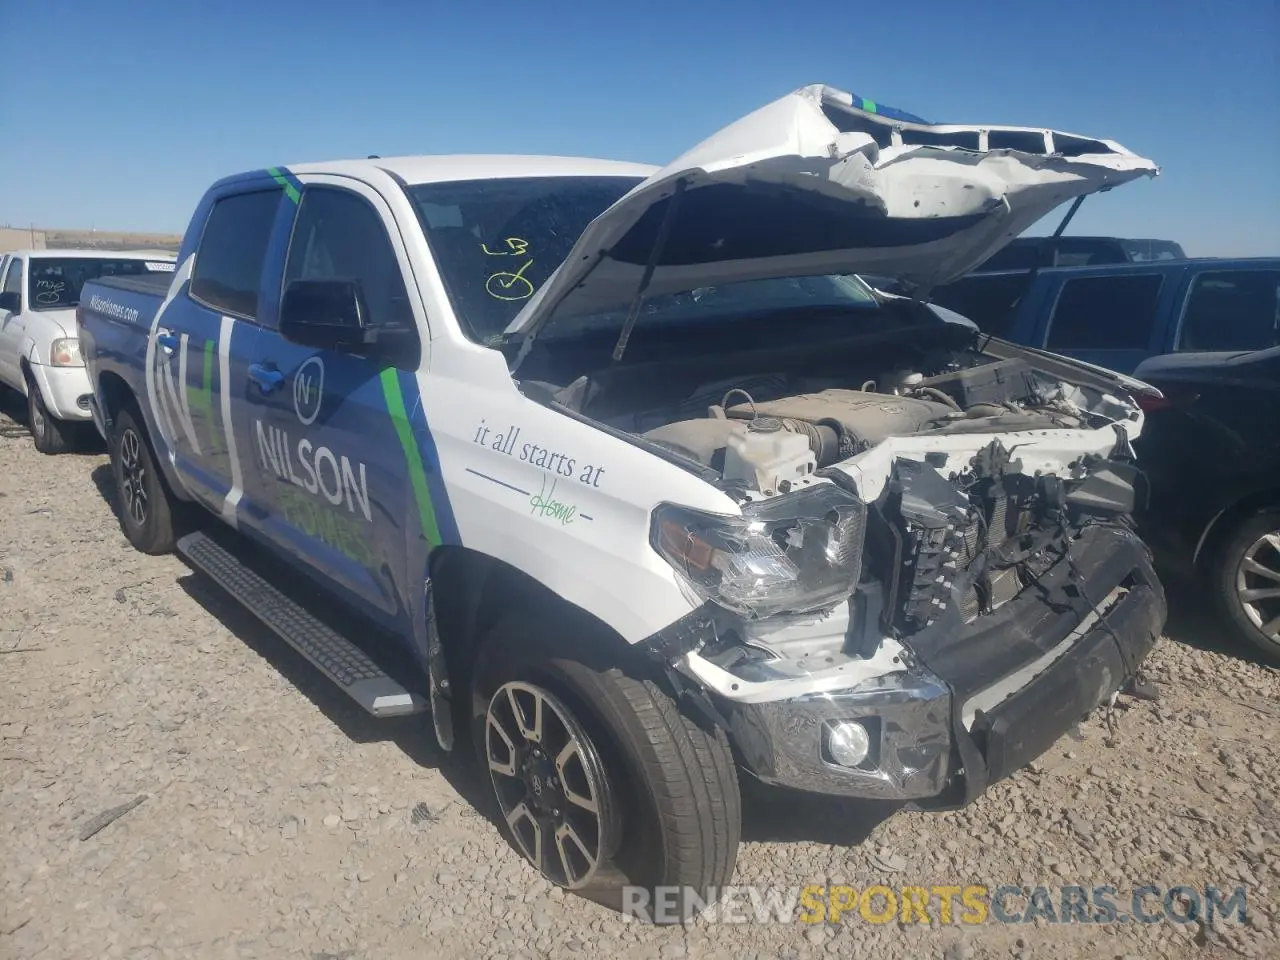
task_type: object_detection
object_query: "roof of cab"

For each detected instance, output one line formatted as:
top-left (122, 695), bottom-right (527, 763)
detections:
top-left (286, 154), bottom-right (658, 186)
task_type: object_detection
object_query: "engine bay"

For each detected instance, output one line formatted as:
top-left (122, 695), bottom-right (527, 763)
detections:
top-left (520, 303), bottom-right (1147, 650)
top-left (620, 352), bottom-right (1131, 497)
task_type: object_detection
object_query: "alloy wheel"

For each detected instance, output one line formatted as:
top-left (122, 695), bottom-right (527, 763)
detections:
top-left (484, 681), bottom-right (616, 889)
top-left (1235, 529), bottom-right (1280, 643)
top-left (119, 428), bottom-right (149, 526)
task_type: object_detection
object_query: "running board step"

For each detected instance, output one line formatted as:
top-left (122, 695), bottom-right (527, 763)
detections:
top-left (176, 531), bottom-right (425, 718)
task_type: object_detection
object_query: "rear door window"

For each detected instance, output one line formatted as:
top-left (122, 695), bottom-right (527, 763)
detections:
top-left (1176, 270), bottom-right (1280, 352)
top-left (190, 189), bottom-right (284, 320)
top-left (1045, 274), bottom-right (1164, 350)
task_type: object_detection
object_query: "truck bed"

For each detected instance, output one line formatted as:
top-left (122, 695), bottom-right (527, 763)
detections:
top-left (77, 272), bottom-right (173, 442)
top-left (90, 271), bottom-right (174, 298)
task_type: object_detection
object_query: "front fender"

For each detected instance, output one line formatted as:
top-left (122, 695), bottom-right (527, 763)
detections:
top-left (417, 357), bottom-right (737, 645)
top-left (23, 336), bottom-right (44, 366)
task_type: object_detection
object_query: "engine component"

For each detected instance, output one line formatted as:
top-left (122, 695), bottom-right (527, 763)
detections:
top-left (1064, 460), bottom-right (1139, 518)
top-left (892, 458), bottom-right (979, 629)
top-left (881, 369), bottom-right (924, 394)
top-left (914, 358), bottom-right (1038, 409)
top-left (726, 389), bottom-right (955, 450)
top-left (642, 415), bottom-right (834, 475)
top-left (723, 417), bottom-right (816, 495)
top-left (643, 418), bottom-right (742, 465)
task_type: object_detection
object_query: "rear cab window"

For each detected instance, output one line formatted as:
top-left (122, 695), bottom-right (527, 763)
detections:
top-left (1045, 273), bottom-right (1164, 350)
top-left (190, 189), bottom-right (285, 321)
top-left (1176, 269), bottom-right (1280, 352)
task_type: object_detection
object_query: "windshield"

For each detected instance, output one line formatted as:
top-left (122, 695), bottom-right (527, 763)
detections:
top-left (534, 274), bottom-right (879, 340)
top-left (409, 176), bottom-right (641, 343)
top-left (28, 257), bottom-right (174, 310)
top-left (408, 176), bottom-right (879, 345)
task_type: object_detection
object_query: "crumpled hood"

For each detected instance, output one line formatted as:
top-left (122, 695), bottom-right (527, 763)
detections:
top-left (505, 83), bottom-right (1157, 342)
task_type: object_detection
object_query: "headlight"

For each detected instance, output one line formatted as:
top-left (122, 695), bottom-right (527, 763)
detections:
top-left (50, 337), bottom-right (83, 367)
top-left (651, 484), bottom-right (867, 620)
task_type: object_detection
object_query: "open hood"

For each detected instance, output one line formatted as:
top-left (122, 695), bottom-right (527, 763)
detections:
top-left (504, 83), bottom-right (1157, 344)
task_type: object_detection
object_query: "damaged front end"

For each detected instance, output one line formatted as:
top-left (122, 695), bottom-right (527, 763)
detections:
top-left (644, 428), bottom-right (1166, 804)
top-left (502, 80), bottom-right (1167, 803)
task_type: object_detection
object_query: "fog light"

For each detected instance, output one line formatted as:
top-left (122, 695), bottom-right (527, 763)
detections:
top-left (826, 720), bottom-right (871, 768)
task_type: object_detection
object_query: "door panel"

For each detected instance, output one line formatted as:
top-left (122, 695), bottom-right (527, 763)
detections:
top-left (149, 187), bottom-right (283, 519)
top-left (243, 178), bottom-right (428, 625)
top-left (0, 258), bottom-right (25, 387)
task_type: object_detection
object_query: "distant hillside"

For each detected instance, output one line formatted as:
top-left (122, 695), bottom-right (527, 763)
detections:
top-left (0, 226), bottom-right (183, 255)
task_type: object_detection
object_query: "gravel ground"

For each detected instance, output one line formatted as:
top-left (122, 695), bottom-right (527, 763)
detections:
top-left (2, 393), bottom-right (1277, 960)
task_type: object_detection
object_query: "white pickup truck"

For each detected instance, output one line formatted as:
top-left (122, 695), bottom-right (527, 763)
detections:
top-left (0, 248), bottom-right (175, 451)
top-left (77, 84), bottom-right (1168, 918)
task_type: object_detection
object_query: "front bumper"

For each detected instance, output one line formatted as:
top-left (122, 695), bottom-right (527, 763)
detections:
top-left (704, 523), bottom-right (1166, 802)
top-left (29, 361), bottom-right (93, 421)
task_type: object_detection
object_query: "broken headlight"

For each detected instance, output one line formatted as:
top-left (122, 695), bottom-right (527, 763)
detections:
top-left (651, 484), bottom-right (867, 620)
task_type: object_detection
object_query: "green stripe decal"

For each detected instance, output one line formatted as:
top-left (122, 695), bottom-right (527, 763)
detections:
top-left (266, 166), bottom-right (301, 204)
top-left (380, 367), bottom-right (443, 548)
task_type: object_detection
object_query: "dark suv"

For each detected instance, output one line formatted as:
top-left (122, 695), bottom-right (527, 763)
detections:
top-left (1132, 345), bottom-right (1280, 662)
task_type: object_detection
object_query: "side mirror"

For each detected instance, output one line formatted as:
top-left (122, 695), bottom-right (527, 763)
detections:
top-left (279, 278), bottom-right (417, 358)
top-left (0, 291), bottom-right (20, 312)
top-left (279, 279), bottom-right (370, 351)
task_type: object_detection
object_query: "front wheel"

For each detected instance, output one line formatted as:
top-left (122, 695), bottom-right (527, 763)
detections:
top-left (471, 615), bottom-right (740, 919)
top-left (25, 372), bottom-right (76, 454)
top-left (1215, 509), bottom-right (1280, 664)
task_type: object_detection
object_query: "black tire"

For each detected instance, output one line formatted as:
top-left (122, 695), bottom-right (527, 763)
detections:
top-left (25, 371), bottom-right (76, 455)
top-left (470, 613), bottom-right (740, 921)
top-left (110, 407), bottom-right (181, 554)
top-left (1213, 508), bottom-right (1280, 664)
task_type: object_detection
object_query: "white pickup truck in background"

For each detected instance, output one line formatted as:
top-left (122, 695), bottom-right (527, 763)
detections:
top-left (0, 249), bottom-right (175, 452)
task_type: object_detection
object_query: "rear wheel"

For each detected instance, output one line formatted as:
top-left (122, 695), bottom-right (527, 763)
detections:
top-left (25, 371), bottom-right (76, 455)
top-left (1214, 509), bottom-right (1280, 664)
top-left (110, 407), bottom-right (181, 554)
top-left (471, 614), bottom-right (740, 920)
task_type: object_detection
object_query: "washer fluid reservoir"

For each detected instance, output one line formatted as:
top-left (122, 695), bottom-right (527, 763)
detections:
top-left (723, 417), bottom-right (816, 495)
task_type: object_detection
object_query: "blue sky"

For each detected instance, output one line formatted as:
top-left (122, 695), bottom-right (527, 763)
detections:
top-left (3, 0), bottom-right (1277, 255)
